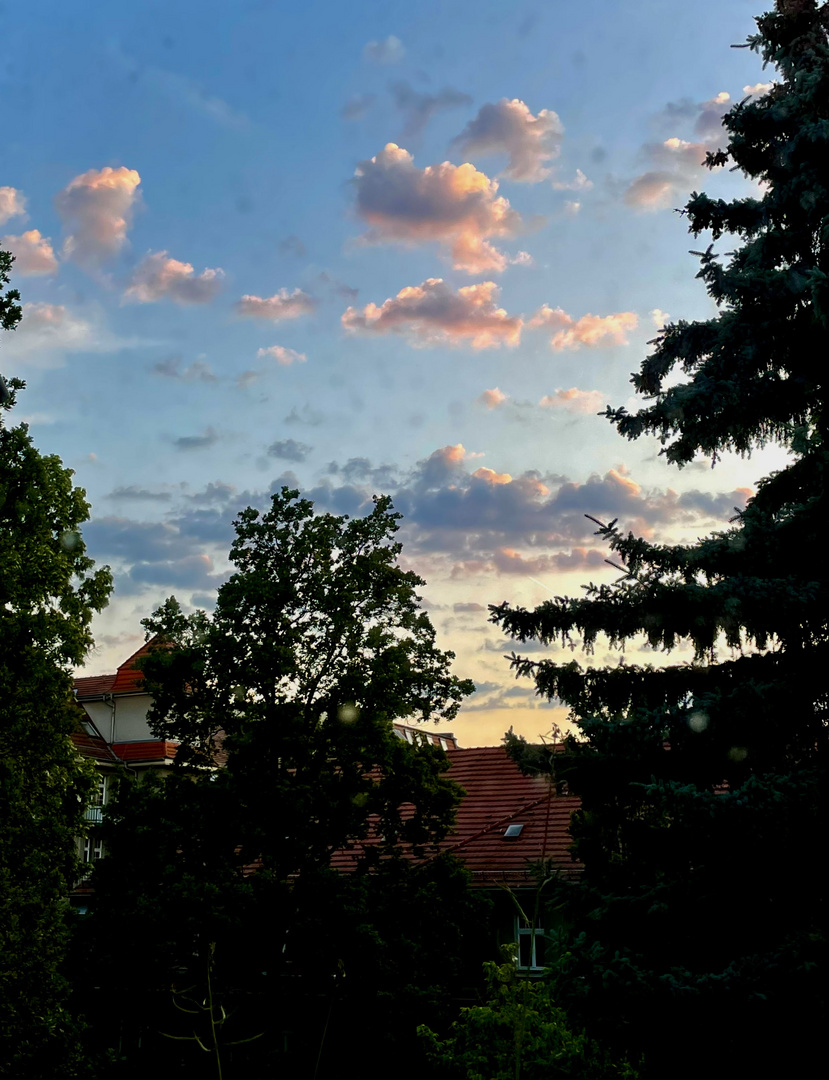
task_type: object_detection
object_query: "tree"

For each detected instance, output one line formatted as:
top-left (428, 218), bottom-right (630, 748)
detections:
top-left (491, 3), bottom-right (829, 1075)
top-left (86, 487), bottom-right (479, 1077)
top-left (0, 251), bottom-right (113, 1077)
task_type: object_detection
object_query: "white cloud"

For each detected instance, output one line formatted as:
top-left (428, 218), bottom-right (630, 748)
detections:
top-left (1, 229), bottom-right (58, 275)
top-left (650, 308), bottom-right (670, 328)
top-left (342, 278), bottom-right (522, 349)
top-left (0, 187), bottom-right (27, 225)
top-left (743, 82), bottom-right (774, 96)
top-left (124, 251), bottom-right (224, 304)
top-left (256, 345), bottom-right (307, 365)
top-left (452, 98), bottom-right (564, 182)
top-left (235, 288), bottom-right (316, 321)
top-left (3, 302), bottom-right (129, 369)
top-left (55, 166), bottom-right (141, 265)
top-left (552, 169), bottom-right (593, 191)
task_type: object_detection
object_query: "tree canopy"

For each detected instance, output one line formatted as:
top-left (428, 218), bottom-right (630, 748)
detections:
top-left (0, 250), bottom-right (112, 1078)
top-left (86, 486), bottom-right (480, 1077)
top-left (492, 2), bottom-right (829, 1075)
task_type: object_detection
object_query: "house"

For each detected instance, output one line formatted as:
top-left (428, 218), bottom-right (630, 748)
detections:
top-left (72, 641), bottom-right (580, 964)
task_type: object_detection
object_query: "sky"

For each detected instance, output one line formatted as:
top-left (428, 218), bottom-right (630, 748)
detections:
top-left (2, 0), bottom-right (786, 745)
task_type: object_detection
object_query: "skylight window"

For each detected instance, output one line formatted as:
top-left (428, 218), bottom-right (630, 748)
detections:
top-left (504, 824), bottom-right (524, 838)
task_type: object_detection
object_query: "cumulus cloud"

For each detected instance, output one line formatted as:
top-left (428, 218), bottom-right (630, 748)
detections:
top-left (236, 288), bottom-right (316, 321)
top-left (268, 438), bottom-right (313, 462)
top-left (124, 251), bottom-right (224, 304)
top-left (363, 35), bottom-right (405, 65)
top-left (342, 278), bottom-right (522, 349)
top-left (1, 229), bottom-right (58, 275)
top-left (0, 186), bottom-right (27, 224)
top-left (539, 388), bottom-right (606, 413)
top-left (107, 485), bottom-right (174, 502)
top-left (352, 143), bottom-right (527, 273)
top-left (478, 387), bottom-right (507, 409)
top-left (256, 345), bottom-right (307, 365)
top-left (452, 98), bottom-right (564, 182)
top-left (625, 93), bottom-right (730, 212)
top-left (650, 308), bottom-right (670, 328)
top-left (743, 82), bottom-right (774, 96)
top-left (564, 201), bottom-right (581, 215)
top-left (55, 165), bottom-right (141, 264)
top-left (390, 80), bottom-right (472, 137)
top-left (529, 306), bottom-right (638, 350)
top-left (152, 355), bottom-right (217, 382)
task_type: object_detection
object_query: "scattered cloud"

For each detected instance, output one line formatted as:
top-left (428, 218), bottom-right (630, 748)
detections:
top-left (552, 169), bottom-right (593, 191)
top-left (124, 251), bottom-right (224, 304)
top-left (743, 82), bottom-right (774, 96)
top-left (390, 80), bottom-right (472, 137)
top-left (256, 345), bottom-right (307, 365)
top-left (341, 93), bottom-right (377, 120)
top-left (529, 306), bottom-right (638, 349)
top-left (363, 35), bottom-right (405, 65)
top-left (1, 229), bottom-right (58, 275)
top-left (478, 387), bottom-right (507, 409)
top-left (564, 201), bottom-right (580, 215)
top-left (0, 186), bottom-right (27, 224)
top-left (6, 302), bottom-right (96, 367)
top-left (452, 98), bottom-right (564, 182)
top-left (284, 403), bottom-right (324, 426)
top-left (173, 426), bottom-right (221, 451)
top-left (625, 93), bottom-right (730, 212)
top-left (236, 288), bottom-right (316, 321)
top-left (152, 355), bottom-right (217, 382)
top-left (539, 388), bottom-right (606, 413)
top-left (268, 438), bottom-right (313, 462)
top-left (107, 485), bottom-right (174, 502)
top-left (342, 278), bottom-right (522, 349)
top-left (352, 143), bottom-right (528, 273)
top-left (55, 165), bottom-right (141, 265)
top-left (650, 307), bottom-right (670, 328)
top-left (236, 370), bottom-right (260, 389)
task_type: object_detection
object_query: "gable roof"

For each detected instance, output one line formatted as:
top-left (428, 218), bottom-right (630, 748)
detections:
top-left (74, 639), bottom-right (156, 700)
top-left (330, 745), bottom-right (581, 886)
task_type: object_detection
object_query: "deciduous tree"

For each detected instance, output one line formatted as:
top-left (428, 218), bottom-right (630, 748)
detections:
top-left (0, 251), bottom-right (112, 1077)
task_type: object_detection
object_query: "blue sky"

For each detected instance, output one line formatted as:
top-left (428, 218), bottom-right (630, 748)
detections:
top-left (3, 0), bottom-right (785, 744)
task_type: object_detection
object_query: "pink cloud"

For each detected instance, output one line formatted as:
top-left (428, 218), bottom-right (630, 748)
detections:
top-left (55, 166), bottom-right (141, 264)
top-left (539, 388), bottom-right (606, 413)
top-left (124, 251), bottom-right (224, 304)
top-left (530, 306), bottom-right (638, 349)
top-left (352, 143), bottom-right (526, 274)
top-left (255, 345), bottom-right (307, 365)
top-left (0, 186), bottom-right (27, 225)
top-left (342, 278), bottom-right (522, 349)
top-left (478, 387), bottom-right (507, 408)
top-left (236, 288), bottom-right (316, 321)
top-left (1, 229), bottom-right (58, 275)
top-left (452, 98), bottom-right (564, 183)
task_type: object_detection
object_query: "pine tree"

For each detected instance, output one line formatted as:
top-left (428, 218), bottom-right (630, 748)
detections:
top-left (0, 251), bottom-right (112, 1077)
top-left (492, 3), bottom-right (829, 1075)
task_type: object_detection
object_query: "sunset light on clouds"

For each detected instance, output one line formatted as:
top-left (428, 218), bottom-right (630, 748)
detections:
top-left (4, 0), bottom-right (782, 746)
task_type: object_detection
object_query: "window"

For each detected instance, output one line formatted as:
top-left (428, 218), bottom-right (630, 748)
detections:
top-left (84, 775), bottom-right (108, 824)
top-left (82, 834), bottom-right (103, 864)
top-left (516, 915), bottom-right (547, 972)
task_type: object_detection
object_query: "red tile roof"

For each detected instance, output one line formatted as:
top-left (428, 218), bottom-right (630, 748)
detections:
top-left (331, 745), bottom-right (581, 885)
top-left (72, 732), bottom-right (178, 766)
top-left (74, 673), bottom-right (116, 698)
top-left (74, 639), bottom-right (159, 699)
